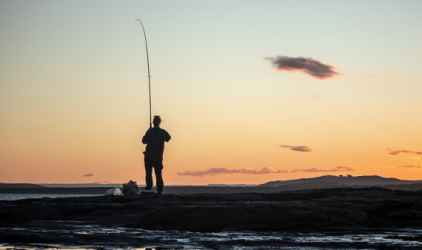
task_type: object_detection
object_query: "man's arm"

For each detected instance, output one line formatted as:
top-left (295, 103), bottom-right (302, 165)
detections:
top-left (164, 130), bottom-right (171, 142)
top-left (142, 129), bottom-right (150, 144)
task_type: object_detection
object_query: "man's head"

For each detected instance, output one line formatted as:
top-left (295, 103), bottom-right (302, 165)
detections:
top-left (153, 115), bottom-right (161, 127)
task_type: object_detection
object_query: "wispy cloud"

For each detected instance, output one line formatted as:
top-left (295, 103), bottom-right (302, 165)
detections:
top-left (178, 167), bottom-right (288, 177)
top-left (399, 165), bottom-right (422, 169)
top-left (291, 166), bottom-right (355, 173)
top-left (280, 145), bottom-right (312, 152)
top-left (388, 148), bottom-right (422, 155)
top-left (178, 166), bottom-right (354, 177)
top-left (90, 180), bottom-right (112, 184)
top-left (266, 56), bottom-right (340, 79)
top-left (82, 173), bottom-right (94, 177)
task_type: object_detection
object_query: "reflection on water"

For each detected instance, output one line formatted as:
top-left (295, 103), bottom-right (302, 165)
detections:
top-left (1, 222), bottom-right (422, 250)
top-left (0, 194), bottom-right (100, 201)
top-left (0, 248), bottom-right (100, 250)
top-left (0, 248), bottom-right (177, 250)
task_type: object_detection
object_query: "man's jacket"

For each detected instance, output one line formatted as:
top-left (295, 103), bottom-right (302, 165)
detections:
top-left (142, 127), bottom-right (171, 161)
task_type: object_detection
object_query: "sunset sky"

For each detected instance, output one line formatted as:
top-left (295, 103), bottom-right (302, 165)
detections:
top-left (1, 0), bottom-right (422, 185)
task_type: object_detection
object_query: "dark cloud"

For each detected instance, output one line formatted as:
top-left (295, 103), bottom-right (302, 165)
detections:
top-left (267, 56), bottom-right (340, 79)
top-left (178, 167), bottom-right (288, 177)
top-left (388, 148), bottom-right (422, 155)
top-left (82, 173), bottom-right (94, 177)
top-left (280, 145), bottom-right (312, 152)
top-left (291, 166), bottom-right (354, 173)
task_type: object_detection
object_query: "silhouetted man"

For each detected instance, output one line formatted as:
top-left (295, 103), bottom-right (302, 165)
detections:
top-left (142, 116), bottom-right (171, 194)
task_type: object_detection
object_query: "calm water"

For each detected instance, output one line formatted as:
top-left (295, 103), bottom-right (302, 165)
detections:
top-left (0, 193), bottom-right (101, 201)
top-left (1, 223), bottom-right (422, 249)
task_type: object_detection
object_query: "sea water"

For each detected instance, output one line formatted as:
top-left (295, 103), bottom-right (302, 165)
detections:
top-left (1, 222), bottom-right (422, 249)
top-left (0, 193), bottom-right (100, 201)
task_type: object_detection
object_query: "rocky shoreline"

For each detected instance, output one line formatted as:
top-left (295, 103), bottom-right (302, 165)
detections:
top-left (1, 187), bottom-right (422, 248)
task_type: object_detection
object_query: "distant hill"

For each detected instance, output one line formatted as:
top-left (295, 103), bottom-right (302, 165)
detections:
top-left (2, 175), bottom-right (422, 195)
top-left (0, 183), bottom-right (46, 188)
top-left (259, 175), bottom-right (422, 187)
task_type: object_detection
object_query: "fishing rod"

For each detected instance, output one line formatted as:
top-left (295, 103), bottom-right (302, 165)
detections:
top-left (135, 19), bottom-right (152, 128)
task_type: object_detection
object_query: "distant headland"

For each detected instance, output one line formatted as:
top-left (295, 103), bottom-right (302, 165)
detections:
top-left (1, 175), bottom-right (422, 195)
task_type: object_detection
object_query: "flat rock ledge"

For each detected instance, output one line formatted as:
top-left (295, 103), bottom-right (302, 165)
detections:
top-left (1, 187), bottom-right (422, 232)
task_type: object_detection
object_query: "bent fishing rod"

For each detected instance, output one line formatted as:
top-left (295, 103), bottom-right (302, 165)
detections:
top-left (135, 19), bottom-right (152, 128)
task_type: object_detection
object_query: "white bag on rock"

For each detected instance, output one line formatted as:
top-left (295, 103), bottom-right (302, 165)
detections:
top-left (105, 187), bottom-right (123, 196)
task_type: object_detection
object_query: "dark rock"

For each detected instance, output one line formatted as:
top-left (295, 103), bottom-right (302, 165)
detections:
top-left (379, 199), bottom-right (415, 209)
top-left (0, 211), bottom-right (11, 223)
top-left (1, 187), bottom-right (422, 233)
top-left (327, 203), bottom-right (367, 224)
top-left (385, 209), bottom-right (422, 219)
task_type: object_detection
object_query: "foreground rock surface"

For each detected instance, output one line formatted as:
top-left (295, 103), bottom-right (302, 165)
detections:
top-left (1, 187), bottom-right (422, 233)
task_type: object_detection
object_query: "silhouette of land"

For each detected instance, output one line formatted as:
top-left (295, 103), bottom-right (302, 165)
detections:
top-left (260, 175), bottom-right (422, 187)
top-left (0, 183), bottom-right (45, 188)
top-left (1, 175), bottom-right (422, 194)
